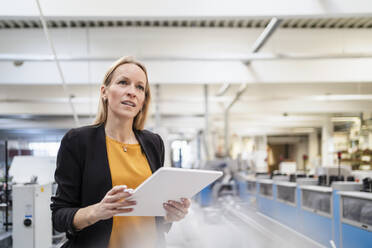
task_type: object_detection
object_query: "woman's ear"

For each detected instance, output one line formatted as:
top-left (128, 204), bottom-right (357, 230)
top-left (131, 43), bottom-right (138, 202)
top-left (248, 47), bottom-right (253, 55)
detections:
top-left (100, 85), bottom-right (107, 99)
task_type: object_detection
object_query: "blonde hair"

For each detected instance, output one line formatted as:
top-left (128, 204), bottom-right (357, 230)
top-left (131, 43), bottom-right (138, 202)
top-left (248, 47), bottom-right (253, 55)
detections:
top-left (93, 56), bottom-right (151, 130)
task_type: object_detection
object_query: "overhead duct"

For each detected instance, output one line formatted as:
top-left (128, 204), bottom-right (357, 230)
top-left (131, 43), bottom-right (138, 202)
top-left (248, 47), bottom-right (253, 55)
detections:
top-left (1, 17), bottom-right (372, 29)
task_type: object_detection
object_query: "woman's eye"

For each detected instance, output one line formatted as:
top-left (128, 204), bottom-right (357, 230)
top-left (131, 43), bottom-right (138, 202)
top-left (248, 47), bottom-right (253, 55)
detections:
top-left (137, 85), bottom-right (145, 91)
top-left (118, 80), bottom-right (128, 85)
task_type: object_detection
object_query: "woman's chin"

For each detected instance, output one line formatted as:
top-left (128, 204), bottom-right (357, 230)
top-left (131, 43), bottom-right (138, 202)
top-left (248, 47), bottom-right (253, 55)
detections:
top-left (108, 108), bottom-right (139, 120)
top-left (117, 111), bottom-right (138, 120)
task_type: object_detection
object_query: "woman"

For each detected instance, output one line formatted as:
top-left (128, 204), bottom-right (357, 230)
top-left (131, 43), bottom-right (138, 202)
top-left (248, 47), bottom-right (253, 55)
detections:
top-left (51, 56), bottom-right (191, 248)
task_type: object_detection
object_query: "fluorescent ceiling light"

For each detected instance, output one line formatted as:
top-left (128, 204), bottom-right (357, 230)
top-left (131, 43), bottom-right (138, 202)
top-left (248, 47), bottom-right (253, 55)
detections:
top-left (331, 117), bottom-right (360, 122)
top-left (292, 128), bottom-right (316, 133)
top-left (306, 95), bottom-right (372, 101)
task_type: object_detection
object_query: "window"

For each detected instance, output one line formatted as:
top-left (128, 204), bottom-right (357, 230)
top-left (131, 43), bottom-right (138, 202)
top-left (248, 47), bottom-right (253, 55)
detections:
top-left (247, 181), bottom-right (256, 193)
top-left (277, 185), bottom-right (295, 204)
top-left (302, 189), bottom-right (331, 215)
top-left (342, 196), bottom-right (372, 226)
top-left (260, 183), bottom-right (273, 197)
top-left (28, 142), bottom-right (60, 157)
top-left (171, 140), bottom-right (192, 168)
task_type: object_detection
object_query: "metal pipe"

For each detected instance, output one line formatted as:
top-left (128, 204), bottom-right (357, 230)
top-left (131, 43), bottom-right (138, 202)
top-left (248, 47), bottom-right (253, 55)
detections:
top-left (4, 140), bottom-right (9, 231)
top-left (197, 130), bottom-right (202, 165)
top-left (226, 83), bottom-right (248, 110)
top-left (224, 84), bottom-right (249, 156)
top-left (204, 84), bottom-right (210, 159)
top-left (223, 18), bottom-right (281, 156)
top-left (218, 17), bottom-right (282, 99)
top-left (250, 17), bottom-right (282, 54)
top-left (155, 84), bottom-right (161, 130)
top-left (86, 28), bottom-right (94, 121)
top-left (224, 110), bottom-right (229, 157)
top-left (215, 83), bottom-right (231, 97)
top-left (35, 0), bottom-right (80, 126)
top-left (3, 52), bottom-right (372, 62)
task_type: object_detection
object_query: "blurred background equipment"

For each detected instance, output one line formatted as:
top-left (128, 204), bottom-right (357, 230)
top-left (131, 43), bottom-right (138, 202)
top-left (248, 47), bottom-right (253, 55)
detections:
top-left (1, 0), bottom-right (372, 247)
top-left (10, 156), bottom-right (55, 248)
top-left (12, 184), bottom-right (52, 248)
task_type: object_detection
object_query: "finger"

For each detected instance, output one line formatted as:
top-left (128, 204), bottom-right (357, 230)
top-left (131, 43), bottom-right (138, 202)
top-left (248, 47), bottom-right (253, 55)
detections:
top-left (107, 185), bottom-right (127, 196)
top-left (164, 203), bottom-right (186, 218)
top-left (111, 208), bottom-right (134, 216)
top-left (166, 201), bottom-right (188, 214)
top-left (164, 209), bottom-right (184, 222)
top-left (181, 198), bottom-right (191, 208)
top-left (107, 200), bottom-right (137, 209)
top-left (104, 191), bottom-right (133, 203)
top-left (165, 212), bottom-right (182, 222)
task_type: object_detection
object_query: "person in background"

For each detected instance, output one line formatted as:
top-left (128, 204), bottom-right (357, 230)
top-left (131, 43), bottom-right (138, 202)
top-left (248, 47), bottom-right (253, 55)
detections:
top-left (51, 56), bottom-right (191, 248)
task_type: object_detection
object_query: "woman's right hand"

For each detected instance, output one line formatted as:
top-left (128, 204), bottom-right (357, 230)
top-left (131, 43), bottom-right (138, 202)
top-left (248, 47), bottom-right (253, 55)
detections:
top-left (73, 185), bottom-right (136, 231)
top-left (93, 185), bottom-right (136, 221)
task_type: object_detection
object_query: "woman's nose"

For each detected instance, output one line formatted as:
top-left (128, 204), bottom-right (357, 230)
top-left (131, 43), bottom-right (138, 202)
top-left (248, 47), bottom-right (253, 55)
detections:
top-left (126, 85), bottom-right (136, 97)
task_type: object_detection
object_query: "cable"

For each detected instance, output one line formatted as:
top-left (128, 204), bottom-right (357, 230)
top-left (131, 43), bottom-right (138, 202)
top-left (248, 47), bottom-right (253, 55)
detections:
top-left (35, 0), bottom-right (80, 126)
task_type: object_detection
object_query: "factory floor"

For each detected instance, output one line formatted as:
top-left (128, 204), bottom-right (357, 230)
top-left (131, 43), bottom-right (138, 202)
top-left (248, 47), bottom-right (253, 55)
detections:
top-left (166, 196), bottom-right (324, 248)
top-left (0, 230), bottom-right (11, 248)
top-left (2, 196), bottom-right (325, 248)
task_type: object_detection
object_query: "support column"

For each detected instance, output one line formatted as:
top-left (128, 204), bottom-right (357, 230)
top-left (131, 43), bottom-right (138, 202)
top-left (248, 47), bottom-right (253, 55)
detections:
top-left (308, 130), bottom-right (319, 169)
top-left (254, 135), bottom-right (268, 173)
top-left (224, 110), bottom-right (229, 157)
top-left (155, 84), bottom-right (161, 130)
top-left (322, 117), bottom-right (334, 167)
top-left (204, 84), bottom-right (210, 160)
top-left (362, 112), bottom-right (372, 150)
top-left (154, 84), bottom-right (171, 167)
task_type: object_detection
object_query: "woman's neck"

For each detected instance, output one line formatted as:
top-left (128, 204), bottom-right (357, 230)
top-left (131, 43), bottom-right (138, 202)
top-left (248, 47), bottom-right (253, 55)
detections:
top-left (104, 113), bottom-right (137, 144)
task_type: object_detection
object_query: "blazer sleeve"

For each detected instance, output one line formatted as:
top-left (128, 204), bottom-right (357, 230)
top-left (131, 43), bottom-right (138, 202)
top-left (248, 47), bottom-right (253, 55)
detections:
top-left (50, 131), bottom-right (82, 237)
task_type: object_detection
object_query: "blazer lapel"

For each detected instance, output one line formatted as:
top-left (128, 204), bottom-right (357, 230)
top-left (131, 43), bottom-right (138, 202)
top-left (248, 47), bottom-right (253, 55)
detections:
top-left (134, 130), bottom-right (157, 173)
top-left (96, 124), bottom-right (113, 191)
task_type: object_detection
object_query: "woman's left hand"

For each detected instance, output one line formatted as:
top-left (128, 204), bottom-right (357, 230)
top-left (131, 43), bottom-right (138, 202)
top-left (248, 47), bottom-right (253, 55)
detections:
top-left (163, 198), bottom-right (191, 223)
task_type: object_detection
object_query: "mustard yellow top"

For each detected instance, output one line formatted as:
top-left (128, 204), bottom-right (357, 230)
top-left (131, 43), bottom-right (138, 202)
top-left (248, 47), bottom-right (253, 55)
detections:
top-left (106, 136), bottom-right (157, 248)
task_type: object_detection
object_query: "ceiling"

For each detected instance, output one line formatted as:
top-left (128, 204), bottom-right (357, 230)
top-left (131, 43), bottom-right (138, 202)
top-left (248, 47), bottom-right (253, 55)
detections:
top-left (1, 17), bottom-right (372, 29)
top-left (1, 1), bottom-right (372, 137)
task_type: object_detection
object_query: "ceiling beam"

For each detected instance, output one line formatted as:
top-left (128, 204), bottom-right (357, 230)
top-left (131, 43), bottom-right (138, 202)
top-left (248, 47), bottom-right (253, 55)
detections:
top-left (3, 0), bottom-right (372, 18)
top-left (4, 51), bottom-right (372, 62)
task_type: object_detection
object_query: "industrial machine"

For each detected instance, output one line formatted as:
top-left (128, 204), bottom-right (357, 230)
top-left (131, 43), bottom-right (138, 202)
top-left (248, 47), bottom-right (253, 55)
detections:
top-left (237, 169), bottom-right (372, 248)
top-left (9, 156), bottom-right (56, 248)
top-left (12, 184), bottom-right (52, 248)
top-left (337, 188), bottom-right (372, 248)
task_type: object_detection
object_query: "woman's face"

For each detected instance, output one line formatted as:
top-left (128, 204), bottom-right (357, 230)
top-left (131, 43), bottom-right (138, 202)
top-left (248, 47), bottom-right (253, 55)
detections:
top-left (102, 63), bottom-right (147, 121)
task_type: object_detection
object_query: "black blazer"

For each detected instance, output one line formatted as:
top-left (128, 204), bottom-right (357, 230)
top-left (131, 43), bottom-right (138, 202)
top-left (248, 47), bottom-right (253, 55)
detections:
top-left (51, 124), bottom-right (171, 248)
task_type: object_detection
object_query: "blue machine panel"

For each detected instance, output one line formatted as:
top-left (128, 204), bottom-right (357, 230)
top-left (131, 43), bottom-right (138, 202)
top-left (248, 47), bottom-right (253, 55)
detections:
top-left (275, 184), bottom-right (298, 229)
top-left (299, 187), bottom-right (333, 247)
top-left (333, 190), bottom-right (341, 248)
top-left (258, 195), bottom-right (276, 218)
top-left (257, 182), bottom-right (276, 218)
top-left (199, 184), bottom-right (213, 206)
top-left (237, 180), bottom-right (248, 201)
top-left (300, 209), bottom-right (333, 247)
top-left (245, 181), bottom-right (257, 207)
top-left (342, 223), bottom-right (372, 248)
top-left (339, 193), bottom-right (372, 248)
top-left (275, 201), bottom-right (298, 230)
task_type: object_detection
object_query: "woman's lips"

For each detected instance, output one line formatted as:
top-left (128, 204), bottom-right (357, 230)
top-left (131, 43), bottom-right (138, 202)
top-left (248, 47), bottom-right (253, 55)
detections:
top-left (121, 100), bottom-right (136, 107)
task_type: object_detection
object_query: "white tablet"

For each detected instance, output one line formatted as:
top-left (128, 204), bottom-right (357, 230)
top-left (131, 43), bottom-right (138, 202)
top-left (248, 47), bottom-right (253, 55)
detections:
top-left (116, 167), bottom-right (223, 216)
